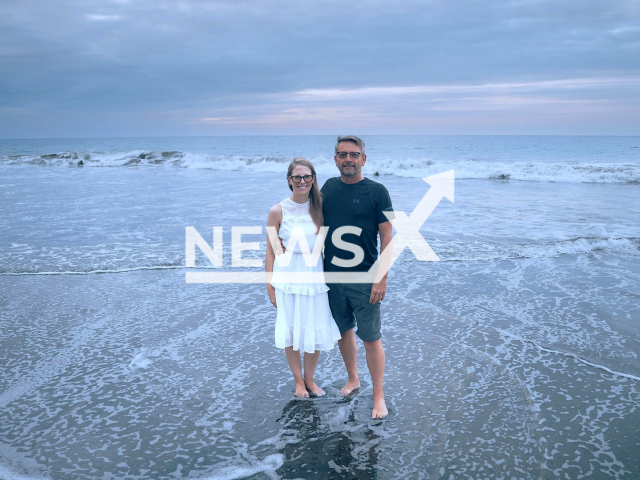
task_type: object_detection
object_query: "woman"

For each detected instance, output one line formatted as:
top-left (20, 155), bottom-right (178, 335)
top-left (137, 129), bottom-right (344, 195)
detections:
top-left (266, 158), bottom-right (342, 398)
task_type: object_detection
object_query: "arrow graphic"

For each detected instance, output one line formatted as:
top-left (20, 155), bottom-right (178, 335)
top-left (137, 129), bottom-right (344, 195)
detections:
top-left (370, 169), bottom-right (455, 282)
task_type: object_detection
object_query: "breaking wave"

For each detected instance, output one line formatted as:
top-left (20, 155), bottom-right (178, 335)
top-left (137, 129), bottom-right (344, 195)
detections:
top-left (1, 150), bottom-right (639, 183)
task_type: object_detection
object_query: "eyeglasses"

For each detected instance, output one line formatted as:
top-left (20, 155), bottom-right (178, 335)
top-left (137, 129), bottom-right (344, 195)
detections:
top-left (336, 152), bottom-right (362, 159)
top-left (289, 174), bottom-right (315, 183)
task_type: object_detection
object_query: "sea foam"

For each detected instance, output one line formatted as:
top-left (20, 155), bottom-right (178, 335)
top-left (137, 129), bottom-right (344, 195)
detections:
top-left (2, 150), bottom-right (639, 183)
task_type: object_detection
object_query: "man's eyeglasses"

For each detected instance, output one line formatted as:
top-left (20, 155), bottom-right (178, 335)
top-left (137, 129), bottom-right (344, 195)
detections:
top-left (336, 152), bottom-right (362, 159)
top-left (289, 174), bottom-right (315, 183)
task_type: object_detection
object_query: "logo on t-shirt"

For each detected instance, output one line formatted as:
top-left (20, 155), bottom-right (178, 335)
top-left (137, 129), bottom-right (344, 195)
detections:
top-left (353, 198), bottom-right (359, 203)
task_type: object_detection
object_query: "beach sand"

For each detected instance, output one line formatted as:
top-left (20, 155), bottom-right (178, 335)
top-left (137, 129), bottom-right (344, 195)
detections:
top-left (1, 136), bottom-right (639, 478)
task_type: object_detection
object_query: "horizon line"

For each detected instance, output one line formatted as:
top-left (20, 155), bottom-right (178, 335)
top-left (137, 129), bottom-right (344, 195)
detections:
top-left (2, 133), bottom-right (640, 141)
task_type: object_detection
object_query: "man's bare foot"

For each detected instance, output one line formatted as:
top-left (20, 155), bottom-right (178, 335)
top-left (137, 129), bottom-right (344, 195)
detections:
top-left (294, 382), bottom-right (309, 398)
top-left (304, 380), bottom-right (326, 397)
top-left (340, 380), bottom-right (361, 396)
top-left (371, 398), bottom-right (388, 419)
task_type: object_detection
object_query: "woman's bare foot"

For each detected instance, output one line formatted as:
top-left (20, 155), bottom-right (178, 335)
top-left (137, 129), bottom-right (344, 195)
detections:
top-left (340, 380), bottom-right (361, 396)
top-left (371, 397), bottom-right (388, 418)
top-left (304, 380), bottom-right (326, 397)
top-left (294, 381), bottom-right (309, 398)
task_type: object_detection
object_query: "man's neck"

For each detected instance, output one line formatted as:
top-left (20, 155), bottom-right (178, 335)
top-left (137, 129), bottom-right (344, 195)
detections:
top-left (340, 174), bottom-right (365, 184)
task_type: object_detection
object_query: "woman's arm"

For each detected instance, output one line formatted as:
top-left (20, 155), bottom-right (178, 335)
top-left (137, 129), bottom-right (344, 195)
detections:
top-left (265, 204), bottom-right (282, 308)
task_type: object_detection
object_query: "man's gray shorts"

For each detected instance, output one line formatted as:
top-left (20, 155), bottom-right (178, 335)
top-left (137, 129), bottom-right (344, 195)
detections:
top-left (327, 282), bottom-right (381, 342)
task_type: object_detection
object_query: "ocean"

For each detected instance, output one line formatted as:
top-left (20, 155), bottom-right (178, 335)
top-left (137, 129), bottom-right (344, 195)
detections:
top-left (1, 135), bottom-right (639, 479)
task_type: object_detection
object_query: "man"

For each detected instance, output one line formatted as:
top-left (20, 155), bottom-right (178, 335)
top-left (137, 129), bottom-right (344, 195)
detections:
top-left (321, 135), bottom-right (393, 419)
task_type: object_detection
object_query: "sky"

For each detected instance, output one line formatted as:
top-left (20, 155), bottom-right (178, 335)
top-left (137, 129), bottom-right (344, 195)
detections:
top-left (1, 0), bottom-right (639, 138)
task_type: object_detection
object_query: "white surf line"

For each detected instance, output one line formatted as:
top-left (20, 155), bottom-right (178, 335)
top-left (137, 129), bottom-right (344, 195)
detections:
top-left (185, 454), bottom-right (283, 480)
top-left (496, 328), bottom-right (640, 382)
top-left (0, 265), bottom-right (219, 276)
top-left (440, 335), bottom-right (541, 416)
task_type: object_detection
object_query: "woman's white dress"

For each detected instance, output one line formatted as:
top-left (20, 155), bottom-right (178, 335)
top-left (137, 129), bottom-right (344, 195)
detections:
top-left (272, 197), bottom-right (342, 353)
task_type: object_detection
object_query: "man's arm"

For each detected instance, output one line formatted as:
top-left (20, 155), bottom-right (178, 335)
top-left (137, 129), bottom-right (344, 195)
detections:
top-left (369, 220), bottom-right (393, 304)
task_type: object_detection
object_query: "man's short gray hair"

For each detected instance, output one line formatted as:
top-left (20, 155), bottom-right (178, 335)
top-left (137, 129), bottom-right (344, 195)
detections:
top-left (335, 135), bottom-right (365, 155)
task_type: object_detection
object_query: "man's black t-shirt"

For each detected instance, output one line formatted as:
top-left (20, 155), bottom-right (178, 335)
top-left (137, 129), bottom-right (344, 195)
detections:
top-left (321, 177), bottom-right (394, 272)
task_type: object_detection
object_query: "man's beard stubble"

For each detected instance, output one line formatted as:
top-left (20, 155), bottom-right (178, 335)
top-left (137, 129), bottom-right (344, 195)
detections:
top-left (341, 164), bottom-right (357, 176)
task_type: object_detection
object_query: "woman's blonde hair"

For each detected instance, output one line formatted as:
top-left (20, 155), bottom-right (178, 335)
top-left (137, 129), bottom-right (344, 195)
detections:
top-left (287, 157), bottom-right (323, 233)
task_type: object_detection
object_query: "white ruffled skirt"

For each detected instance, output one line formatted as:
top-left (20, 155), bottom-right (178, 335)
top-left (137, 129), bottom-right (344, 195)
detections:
top-left (272, 252), bottom-right (342, 353)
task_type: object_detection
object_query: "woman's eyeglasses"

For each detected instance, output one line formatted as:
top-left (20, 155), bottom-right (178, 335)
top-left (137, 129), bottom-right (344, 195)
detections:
top-left (289, 174), bottom-right (315, 183)
top-left (336, 152), bottom-right (362, 159)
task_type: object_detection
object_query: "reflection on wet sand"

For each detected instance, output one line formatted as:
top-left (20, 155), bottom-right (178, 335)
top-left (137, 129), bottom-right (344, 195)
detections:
top-left (276, 396), bottom-right (380, 479)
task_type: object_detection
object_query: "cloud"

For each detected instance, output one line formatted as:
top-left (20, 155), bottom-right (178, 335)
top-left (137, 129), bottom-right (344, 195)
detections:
top-left (0, 0), bottom-right (639, 136)
top-left (85, 14), bottom-right (123, 21)
top-left (0, 107), bottom-right (36, 115)
top-left (287, 77), bottom-right (640, 101)
top-left (183, 74), bottom-right (640, 134)
top-left (192, 106), bottom-right (371, 126)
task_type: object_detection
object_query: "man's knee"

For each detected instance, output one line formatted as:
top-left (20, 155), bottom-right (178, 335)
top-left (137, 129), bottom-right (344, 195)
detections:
top-left (339, 328), bottom-right (355, 339)
top-left (362, 338), bottom-right (383, 350)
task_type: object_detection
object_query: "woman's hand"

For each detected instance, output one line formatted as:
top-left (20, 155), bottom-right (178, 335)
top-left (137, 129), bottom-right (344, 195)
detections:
top-left (267, 284), bottom-right (277, 308)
